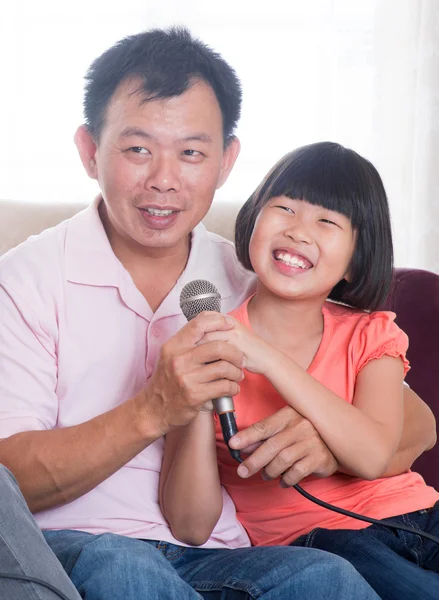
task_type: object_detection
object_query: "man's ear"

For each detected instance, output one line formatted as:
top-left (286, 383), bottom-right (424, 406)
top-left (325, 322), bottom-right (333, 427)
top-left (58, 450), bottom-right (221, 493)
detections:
top-left (74, 125), bottom-right (98, 180)
top-left (216, 137), bottom-right (241, 189)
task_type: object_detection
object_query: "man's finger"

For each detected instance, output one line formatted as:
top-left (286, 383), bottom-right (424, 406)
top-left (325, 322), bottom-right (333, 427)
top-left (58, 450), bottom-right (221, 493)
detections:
top-left (189, 340), bottom-right (245, 370)
top-left (238, 441), bottom-right (263, 455)
top-left (177, 312), bottom-right (235, 347)
top-left (263, 439), bottom-right (314, 480)
top-left (280, 455), bottom-right (317, 487)
top-left (236, 431), bottom-right (303, 479)
top-left (229, 407), bottom-right (300, 450)
top-left (199, 361), bottom-right (244, 385)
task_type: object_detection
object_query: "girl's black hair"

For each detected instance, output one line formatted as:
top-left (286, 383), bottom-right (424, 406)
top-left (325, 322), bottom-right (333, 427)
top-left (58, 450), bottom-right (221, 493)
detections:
top-left (235, 142), bottom-right (393, 311)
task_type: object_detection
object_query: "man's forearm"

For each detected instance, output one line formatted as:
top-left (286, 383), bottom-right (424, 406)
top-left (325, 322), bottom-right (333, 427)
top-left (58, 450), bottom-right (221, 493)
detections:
top-left (383, 386), bottom-right (436, 477)
top-left (0, 393), bottom-right (161, 513)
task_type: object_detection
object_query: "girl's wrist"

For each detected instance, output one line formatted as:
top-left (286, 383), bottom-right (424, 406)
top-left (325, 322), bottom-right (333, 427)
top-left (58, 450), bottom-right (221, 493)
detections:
top-left (262, 344), bottom-right (290, 378)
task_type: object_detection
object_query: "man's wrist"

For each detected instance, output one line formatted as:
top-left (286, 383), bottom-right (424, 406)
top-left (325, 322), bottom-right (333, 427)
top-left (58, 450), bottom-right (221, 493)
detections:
top-left (132, 387), bottom-right (169, 442)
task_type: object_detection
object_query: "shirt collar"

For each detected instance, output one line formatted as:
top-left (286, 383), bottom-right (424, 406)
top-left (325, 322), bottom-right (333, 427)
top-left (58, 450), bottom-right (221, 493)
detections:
top-left (65, 197), bottom-right (240, 320)
top-left (65, 197), bottom-right (123, 287)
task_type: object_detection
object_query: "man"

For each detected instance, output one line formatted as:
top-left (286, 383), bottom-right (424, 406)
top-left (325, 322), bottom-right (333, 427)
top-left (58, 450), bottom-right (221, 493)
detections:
top-left (0, 27), bottom-right (433, 599)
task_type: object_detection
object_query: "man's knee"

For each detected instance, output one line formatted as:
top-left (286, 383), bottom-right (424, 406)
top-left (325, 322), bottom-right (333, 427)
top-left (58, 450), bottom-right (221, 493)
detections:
top-left (69, 535), bottom-right (197, 599)
top-left (75, 533), bottom-right (166, 574)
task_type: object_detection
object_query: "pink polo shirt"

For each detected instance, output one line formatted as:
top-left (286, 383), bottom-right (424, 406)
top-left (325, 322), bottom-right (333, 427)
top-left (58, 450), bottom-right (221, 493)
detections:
top-left (0, 198), bottom-right (255, 548)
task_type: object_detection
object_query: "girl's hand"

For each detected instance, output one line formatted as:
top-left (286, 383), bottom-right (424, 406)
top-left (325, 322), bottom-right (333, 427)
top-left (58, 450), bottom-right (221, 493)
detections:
top-left (199, 318), bottom-right (272, 375)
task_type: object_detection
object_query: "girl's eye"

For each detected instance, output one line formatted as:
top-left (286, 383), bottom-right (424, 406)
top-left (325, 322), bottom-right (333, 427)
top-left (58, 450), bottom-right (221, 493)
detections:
top-left (320, 218), bottom-right (338, 226)
top-left (276, 205), bottom-right (294, 214)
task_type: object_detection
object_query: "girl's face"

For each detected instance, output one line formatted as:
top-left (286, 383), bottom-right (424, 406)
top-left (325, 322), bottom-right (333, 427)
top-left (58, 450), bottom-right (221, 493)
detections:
top-left (249, 196), bottom-right (356, 302)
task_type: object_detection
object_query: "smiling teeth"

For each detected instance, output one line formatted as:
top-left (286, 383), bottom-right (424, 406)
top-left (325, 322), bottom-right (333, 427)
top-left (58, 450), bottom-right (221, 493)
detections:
top-left (146, 208), bottom-right (174, 216)
top-left (277, 253), bottom-right (308, 269)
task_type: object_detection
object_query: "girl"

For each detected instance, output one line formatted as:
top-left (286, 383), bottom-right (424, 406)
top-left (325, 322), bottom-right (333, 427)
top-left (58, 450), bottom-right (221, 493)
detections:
top-left (160, 142), bottom-right (439, 599)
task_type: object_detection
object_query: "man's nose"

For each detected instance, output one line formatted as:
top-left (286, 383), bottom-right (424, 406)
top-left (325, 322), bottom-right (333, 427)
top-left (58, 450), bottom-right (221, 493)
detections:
top-left (144, 156), bottom-right (180, 193)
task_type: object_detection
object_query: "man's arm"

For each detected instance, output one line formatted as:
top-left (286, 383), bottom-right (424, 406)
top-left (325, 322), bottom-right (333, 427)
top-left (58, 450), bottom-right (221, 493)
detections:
top-left (228, 386), bottom-right (436, 484)
top-left (0, 290), bottom-right (243, 513)
top-left (382, 385), bottom-right (436, 476)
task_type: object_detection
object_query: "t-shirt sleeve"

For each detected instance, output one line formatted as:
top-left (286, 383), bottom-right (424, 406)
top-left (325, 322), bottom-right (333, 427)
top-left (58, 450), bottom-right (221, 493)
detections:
top-left (354, 311), bottom-right (410, 377)
top-left (0, 283), bottom-right (58, 436)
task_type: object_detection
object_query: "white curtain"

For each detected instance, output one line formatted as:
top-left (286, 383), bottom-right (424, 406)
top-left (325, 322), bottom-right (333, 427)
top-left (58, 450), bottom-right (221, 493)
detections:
top-left (373, 0), bottom-right (439, 272)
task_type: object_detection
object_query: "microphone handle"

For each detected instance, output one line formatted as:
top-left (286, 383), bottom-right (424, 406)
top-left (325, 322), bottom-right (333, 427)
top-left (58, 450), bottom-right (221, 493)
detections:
top-left (213, 397), bottom-right (242, 463)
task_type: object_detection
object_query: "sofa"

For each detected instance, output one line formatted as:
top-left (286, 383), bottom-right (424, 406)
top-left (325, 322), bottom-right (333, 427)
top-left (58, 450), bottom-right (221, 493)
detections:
top-left (0, 199), bottom-right (438, 489)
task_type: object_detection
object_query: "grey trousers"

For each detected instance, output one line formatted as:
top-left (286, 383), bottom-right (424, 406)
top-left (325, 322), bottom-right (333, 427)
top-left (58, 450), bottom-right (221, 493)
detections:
top-left (0, 465), bottom-right (81, 600)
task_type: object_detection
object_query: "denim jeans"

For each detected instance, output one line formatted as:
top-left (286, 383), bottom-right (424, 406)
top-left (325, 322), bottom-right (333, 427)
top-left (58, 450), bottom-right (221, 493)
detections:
top-left (0, 465), bottom-right (81, 600)
top-left (292, 502), bottom-right (439, 600)
top-left (43, 528), bottom-right (379, 600)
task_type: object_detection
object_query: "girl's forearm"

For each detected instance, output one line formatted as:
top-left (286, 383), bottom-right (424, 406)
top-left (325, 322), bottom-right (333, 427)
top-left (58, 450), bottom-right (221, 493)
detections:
top-left (262, 350), bottom-right (402, 479)
top-left (161, 412), bottom-right (223, 546)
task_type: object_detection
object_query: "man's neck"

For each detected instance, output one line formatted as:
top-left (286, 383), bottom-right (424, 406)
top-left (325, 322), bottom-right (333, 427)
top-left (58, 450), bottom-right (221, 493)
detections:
top-left (99, 203), bottom-right (191, 312)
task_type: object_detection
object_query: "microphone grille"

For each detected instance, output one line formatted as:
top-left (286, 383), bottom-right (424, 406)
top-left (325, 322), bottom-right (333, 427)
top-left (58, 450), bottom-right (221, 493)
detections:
top-left (179, 279), bottom-right (222, 321)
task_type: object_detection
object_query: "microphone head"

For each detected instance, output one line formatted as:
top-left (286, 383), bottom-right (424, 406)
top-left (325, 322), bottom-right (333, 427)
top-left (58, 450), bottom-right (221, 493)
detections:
top-left (180, 279), bottom-right (222, 321)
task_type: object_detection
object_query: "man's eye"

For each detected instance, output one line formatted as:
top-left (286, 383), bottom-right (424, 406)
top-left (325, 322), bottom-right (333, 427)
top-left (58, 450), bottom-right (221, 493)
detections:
top-left (130, 147), bottom-right (149, 154)
top-left (183, 149), bottom-right (202, 157)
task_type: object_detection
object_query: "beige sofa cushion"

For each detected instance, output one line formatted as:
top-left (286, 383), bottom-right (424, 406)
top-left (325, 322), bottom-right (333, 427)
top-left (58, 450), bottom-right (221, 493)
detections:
top-left (0, 199), bottom-right (241, 256)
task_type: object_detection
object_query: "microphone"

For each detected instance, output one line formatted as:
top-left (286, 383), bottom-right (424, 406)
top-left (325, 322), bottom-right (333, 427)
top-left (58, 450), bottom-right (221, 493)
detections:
top-left (179, 279), bottom-right (242, 462)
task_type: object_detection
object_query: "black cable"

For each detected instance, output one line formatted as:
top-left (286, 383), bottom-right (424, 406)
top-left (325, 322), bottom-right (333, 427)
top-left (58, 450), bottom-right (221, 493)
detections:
top-left (0, 572), bottom-right (72, 599)
top-left (230, 449), bottom-right (439, 545)
top-left (292, 483), bottom-right (439, 544)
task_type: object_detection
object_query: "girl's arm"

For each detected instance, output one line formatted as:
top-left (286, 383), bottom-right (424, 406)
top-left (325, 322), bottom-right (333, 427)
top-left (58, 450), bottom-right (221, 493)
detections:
top-left (202, 321), bottom-right (404, 480)
top-left (262, 350), bottom-right (404, 480)
top-left (159, 410), bottom-right (223, 546)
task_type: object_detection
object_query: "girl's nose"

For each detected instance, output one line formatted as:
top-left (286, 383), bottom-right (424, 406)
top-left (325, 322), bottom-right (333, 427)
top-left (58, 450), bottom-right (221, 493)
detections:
top-left (285, 220), bottom-right (313, 244)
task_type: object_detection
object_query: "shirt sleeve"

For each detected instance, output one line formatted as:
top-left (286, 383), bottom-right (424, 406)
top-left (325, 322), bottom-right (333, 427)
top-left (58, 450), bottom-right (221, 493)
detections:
top-left (0, 282), bottom-right (58, 436)
top-left (354, 311), bottom-right (410, 377)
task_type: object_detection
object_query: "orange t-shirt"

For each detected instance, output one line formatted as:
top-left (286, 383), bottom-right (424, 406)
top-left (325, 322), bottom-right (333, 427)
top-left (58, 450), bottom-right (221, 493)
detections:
top-left (216, 297), bottom-right (439, 547)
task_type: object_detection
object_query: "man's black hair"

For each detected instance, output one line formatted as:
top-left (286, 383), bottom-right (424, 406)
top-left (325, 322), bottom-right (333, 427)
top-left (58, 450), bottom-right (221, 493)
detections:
top-left (83, 27), bottom-right (242, 145)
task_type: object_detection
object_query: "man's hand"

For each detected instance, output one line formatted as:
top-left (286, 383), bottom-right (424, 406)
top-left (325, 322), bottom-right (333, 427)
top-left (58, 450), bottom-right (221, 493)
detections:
top-left (229, 406), bottom-right (338, 486)
top-left (139, 312), bottom-right (245, 435)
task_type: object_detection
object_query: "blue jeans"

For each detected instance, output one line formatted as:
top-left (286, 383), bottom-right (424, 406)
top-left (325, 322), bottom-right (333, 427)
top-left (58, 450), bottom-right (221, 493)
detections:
top-left (43, 529), bottom-right (379, 599)
top-left (292, 503), bottom-right (439, 600)
top-left (0, 466), bottom-right (81, 600)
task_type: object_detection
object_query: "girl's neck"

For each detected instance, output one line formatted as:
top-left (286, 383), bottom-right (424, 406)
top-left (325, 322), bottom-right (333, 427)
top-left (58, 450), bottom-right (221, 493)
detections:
top-left (248, 283), bottom-right (326, 348)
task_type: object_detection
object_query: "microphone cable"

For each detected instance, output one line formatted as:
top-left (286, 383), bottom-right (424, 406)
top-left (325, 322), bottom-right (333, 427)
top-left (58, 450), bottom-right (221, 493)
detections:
top-left (231, 449), bottom-right (439, 545)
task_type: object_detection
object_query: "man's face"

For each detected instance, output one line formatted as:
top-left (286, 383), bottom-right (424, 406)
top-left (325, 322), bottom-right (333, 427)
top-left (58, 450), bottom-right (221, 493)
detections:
top-left (78, 78), bottom-right (239, 257)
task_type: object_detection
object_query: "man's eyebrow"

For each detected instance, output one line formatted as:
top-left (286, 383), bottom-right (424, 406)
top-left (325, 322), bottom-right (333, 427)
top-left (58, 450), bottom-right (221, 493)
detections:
top-left (179, 134), bottom-right (212, 143)
top-left (119, 128), bottom-right (212, 144)
top-left (119, 127), bottom-right (155, 139)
